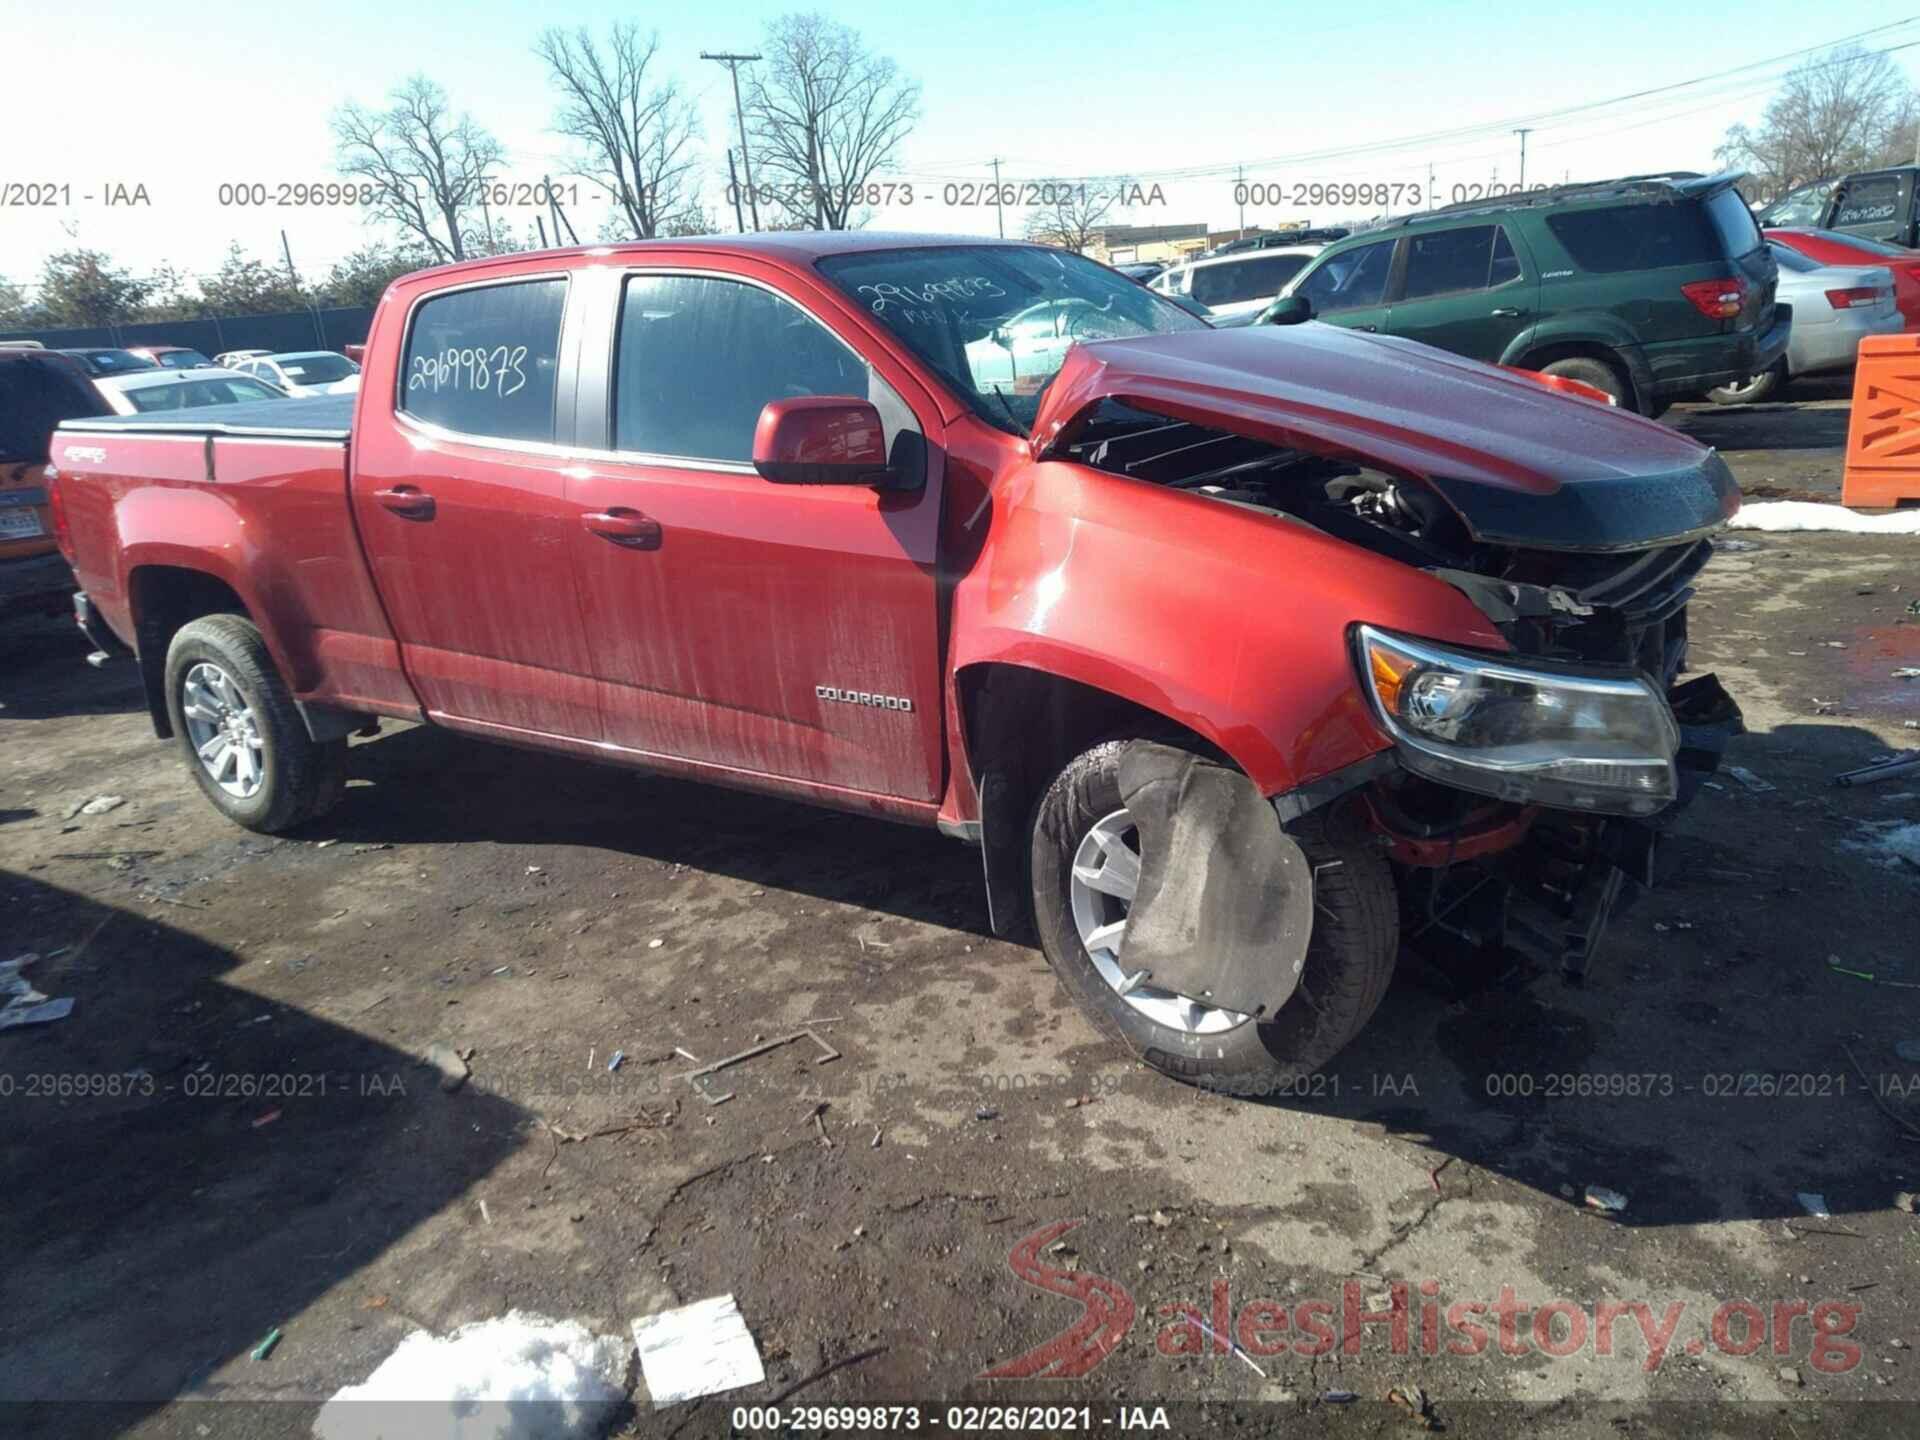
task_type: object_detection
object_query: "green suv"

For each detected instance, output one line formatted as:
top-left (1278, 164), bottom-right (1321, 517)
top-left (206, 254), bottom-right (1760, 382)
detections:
top-left (1276, 172), bottom-right (1789, 416)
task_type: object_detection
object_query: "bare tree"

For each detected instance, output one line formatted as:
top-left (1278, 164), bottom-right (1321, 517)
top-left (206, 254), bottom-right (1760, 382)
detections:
top-left (744, 13), bottom-right (920, 230)
top-left (1024, 181), bottom-right (1132, 254)
top-left (1718, 44), bottom-right (1919, 202)
top-left (333, 75), bottom-right (504, 262)
top-left (536, 25), bottom-right (702, 239)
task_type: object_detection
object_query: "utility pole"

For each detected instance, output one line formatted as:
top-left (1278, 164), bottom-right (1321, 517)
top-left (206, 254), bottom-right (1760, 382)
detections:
top-left (1514, 128), bottom-right (1532, 191)
top-left (726, 150), bottom-right (746, 232)
top-left (545, 175), bottom-right (579, 246)
top-left (1236, 165), bottom-right (1245, 233)
top-left (990, 158), bottom-right (1005, 239)
top-left (279, 229), bottom-right (299, 288)
top-left (703, 51), bottom-right (763, 231)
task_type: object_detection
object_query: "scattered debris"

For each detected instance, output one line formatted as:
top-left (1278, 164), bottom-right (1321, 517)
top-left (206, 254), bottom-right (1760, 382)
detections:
top-left (424, 1042), bottom-right (470, 1093)
top-left (251, 1328), bottom-right (282, 1361)
top-left (1180, 1312), bottom-right (1266, 1377)
top-left (632, 1294), bottom-right (766, 1408)
top-left (1323, 1389), bottom-right (1359, 1403)
top-left (1584, 1186), bottom-right (1629, 1214)
top-left (316, 839), bottom-right (338, 849)
top-left (974, 1106), bottom-right (998, 1122)
top-left (870, 1127), bottom-right (882, 1149)
top-left (251, 1109), bottom-right (281, 1129)
top-left (682, 1029), bottom-right (841, 1106)
top-left (1835, 751), bottom-right (1920, 788)
top-left (648, 938), bottom-right (664, 949)
top-left (1151, 1209), bottom-right (1173, 1229)
top-left (1896, 1192), bottom-right (1918, 1215)
top-left (314, 1311), bottom-right (627, 1440)
top-left (606, 1050), bottom-right (624, 1073)
top-left (1797, 1192), bottom-right (1831, 1220)
top-left (1726, 766), bottom-right (1775, 794)
top-left (1895, 669), bottom-right (1920, 681)
top-left (1778, 1365), bottom-right (1803, 1387)
top-left (0, 995), bottom-right (74, 1033)
top-left (1896, 1041), bottom-right (1920, 1064)
top-left (1388, 1382), bottom-right (1437, 1429)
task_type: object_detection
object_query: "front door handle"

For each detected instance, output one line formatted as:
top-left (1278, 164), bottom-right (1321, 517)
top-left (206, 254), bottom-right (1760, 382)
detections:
top-left (1355, 323), bottom-right (1378, 332)
top-left (583, 508), bottom-right (662, 550)
top-left (374, 485), bottom-right (434, 519)
top-left (1490, 306), bottom-right (1526, 317)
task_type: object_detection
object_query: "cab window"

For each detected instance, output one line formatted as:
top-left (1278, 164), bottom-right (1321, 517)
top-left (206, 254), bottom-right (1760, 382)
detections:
top-left (613, 274), bottom-right (872, 463)
top-left (400, 278), bottom-right (567, 443)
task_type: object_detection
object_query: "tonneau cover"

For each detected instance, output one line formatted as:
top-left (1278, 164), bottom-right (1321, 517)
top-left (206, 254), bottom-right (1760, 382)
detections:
top-left (60, 394), bottom-right (353, 442)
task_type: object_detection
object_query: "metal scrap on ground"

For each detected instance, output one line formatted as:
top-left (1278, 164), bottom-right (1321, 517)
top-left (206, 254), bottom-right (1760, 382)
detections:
top-left (632, 1293), bottom-right (766, 1408)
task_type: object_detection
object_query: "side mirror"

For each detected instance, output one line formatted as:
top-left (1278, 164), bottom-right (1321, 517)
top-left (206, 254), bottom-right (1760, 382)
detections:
top-left (1257, 295), bottom-right (1314, 326)
top-left (752, 396), bottom-right (900, 487)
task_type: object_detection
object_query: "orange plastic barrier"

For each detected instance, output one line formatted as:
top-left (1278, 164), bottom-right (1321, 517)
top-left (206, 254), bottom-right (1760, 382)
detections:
top-left (1844, 333), bottom-right (1920, 507)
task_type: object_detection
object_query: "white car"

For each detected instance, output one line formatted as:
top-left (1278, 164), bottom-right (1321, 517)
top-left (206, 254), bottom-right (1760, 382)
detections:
top-left (96, 368), bottom-right (289, 415)
top-left (232, 350), bottom-right (361, 397)
top-left (1151, 246), bottom-right (1324, 321)
top-left (213, 348), bottom-right (274, 369)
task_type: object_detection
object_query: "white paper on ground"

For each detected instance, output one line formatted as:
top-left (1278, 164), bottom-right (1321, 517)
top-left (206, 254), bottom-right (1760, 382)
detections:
top-left (1728, 502), bottom-right (1920, 535)
top-left (632, 1293), bottom-right (765, 1408)
top-left (312, 1310), bottom-right (628, 1440)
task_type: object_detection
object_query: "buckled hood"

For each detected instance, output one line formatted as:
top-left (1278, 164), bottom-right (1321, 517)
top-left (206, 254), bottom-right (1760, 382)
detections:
top-left (1030, 325), bottom-right (1740, 552)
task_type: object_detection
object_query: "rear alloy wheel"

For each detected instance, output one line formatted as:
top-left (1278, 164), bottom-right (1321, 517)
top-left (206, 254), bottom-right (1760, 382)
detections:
top-left (1706, 360), bottom-right (1785, 406)
top-left (1031, 739), bottom-right (1400, 1091)
top-left (164, 614), bottom-right (347, 833)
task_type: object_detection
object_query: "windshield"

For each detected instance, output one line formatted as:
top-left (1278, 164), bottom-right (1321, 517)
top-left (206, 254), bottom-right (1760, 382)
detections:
top-left (276, 354), bottom-right (357, 384)
top-left (68, 349), bottom-right (158, 376)
top-left (817, 245), bottom-right (1207, 433)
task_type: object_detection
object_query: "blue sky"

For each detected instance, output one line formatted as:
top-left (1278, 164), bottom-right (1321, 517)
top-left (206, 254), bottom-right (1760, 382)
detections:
top-left (7, 1), bottom-right (1920, 291)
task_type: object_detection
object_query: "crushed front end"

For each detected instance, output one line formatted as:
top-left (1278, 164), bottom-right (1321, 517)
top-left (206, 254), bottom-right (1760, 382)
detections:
top-left (1058, 394), bottom-right (1745, 980)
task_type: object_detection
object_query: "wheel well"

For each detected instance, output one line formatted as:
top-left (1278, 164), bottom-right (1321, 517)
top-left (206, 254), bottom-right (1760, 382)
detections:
top-left (956, 662), bottom-right (1221, 940)
top-left (1516, 342), bottom-right (1639, 409)
top-left (128, 567), bottom-right (249, 738)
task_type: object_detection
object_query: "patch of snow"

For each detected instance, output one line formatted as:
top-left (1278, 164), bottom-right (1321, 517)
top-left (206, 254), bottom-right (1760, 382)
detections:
top-left (1876, 822), bottom-right (1920, 870)
top-left (1728, 502), bottom-right (1920, 535)
top-left (312, 1311), bottom-right (628, 1440)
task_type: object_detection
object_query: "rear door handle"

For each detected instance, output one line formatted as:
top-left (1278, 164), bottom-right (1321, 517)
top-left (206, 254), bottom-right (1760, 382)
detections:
top-left (583, 508), bottom-right (662, 550)
top-left (1490, 306), bottom-right (1525, 317)
top-left (373, 485), bottom-right (434, 519)
top-left (1355, 323), bottom-right (1378, 332)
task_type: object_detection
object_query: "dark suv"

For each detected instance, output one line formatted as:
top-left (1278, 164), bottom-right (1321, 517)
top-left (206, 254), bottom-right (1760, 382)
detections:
top-left (1278, 172), bottom-right (1789, 415)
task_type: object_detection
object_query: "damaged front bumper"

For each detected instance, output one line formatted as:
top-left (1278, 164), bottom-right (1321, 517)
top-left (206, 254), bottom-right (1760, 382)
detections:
top-left (1369, 671), bottom-right (1743, 979)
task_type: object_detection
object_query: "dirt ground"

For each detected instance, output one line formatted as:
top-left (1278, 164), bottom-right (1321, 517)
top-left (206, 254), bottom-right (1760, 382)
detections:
top-left (2, 383), bottom-right (1918, 1440)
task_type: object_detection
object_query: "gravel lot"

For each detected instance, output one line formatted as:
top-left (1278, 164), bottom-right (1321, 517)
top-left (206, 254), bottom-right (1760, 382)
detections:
top-left (2, 386), bottom-right (1917, 1439)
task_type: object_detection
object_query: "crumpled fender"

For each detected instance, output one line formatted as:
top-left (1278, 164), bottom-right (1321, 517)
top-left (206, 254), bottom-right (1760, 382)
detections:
top-left (1115, 742), bottom-right (1312, 1017)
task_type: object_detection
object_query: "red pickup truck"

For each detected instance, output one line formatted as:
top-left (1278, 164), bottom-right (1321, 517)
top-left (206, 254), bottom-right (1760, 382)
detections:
top-left (47, 233), bottom-right (1742, 1089)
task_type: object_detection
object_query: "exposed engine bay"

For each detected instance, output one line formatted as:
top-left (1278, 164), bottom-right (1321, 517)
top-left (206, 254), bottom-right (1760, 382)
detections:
top-left (1066, 399), bottom-right (1745, 983)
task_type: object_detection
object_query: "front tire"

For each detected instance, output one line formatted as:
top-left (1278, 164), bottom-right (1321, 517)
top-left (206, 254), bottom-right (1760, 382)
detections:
top-left (1030, 740), bottom-right (1398, 1091)
top-left (164, 614), bottom-right (346, 833)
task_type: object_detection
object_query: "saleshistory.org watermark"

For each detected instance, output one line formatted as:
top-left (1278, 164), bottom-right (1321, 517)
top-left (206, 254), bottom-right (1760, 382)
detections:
top-left (981, 1222), bottom-right (1866, 1380)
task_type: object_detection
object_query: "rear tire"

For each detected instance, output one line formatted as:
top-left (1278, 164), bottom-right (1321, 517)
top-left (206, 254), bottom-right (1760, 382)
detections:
top-left (1706, 360), bottom-right (1785, 406)
top-left (164, 615), bottom-right (347, 834)
top-left (1538, 356), bottom-right (1631, 409)
top-left (1030, 740), bottom-right (1398, 1092)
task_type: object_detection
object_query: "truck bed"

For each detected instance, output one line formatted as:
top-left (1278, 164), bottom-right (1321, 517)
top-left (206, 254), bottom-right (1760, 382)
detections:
top-left (61, 394), bottom-right (353, 442)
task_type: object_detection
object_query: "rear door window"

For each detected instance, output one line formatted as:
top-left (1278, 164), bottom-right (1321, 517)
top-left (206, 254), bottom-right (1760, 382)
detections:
top-left (1834, 173), bottom-right (1905, 229)
top-left (1401, 225), bottom-right (1520, 299)
top-left (400, 277), bottom-right (568, 443)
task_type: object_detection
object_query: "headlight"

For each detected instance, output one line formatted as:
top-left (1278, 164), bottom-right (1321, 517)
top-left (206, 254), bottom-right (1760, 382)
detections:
top-left (1355, 625), bottom-right (1679, 816)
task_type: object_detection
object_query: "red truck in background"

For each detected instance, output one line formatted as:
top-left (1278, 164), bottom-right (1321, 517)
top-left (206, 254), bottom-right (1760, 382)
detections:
top-left (47, 234), bottom-right (1743, 1089)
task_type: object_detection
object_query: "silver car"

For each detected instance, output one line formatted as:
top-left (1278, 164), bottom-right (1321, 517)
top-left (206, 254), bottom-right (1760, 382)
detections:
top-left (1709, 242), bottom-right (1901, 403)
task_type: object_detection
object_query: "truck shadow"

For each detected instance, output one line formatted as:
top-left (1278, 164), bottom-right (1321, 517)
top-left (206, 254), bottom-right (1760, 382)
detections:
top-left (1245, 716), bottom-right (1918, 1229)
top-left (0, 873), bottom-right (527, 1434)
top-left (0, 611), bottom-right (147, 722)
top-left (320, 720), bottom-right (998, 940)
